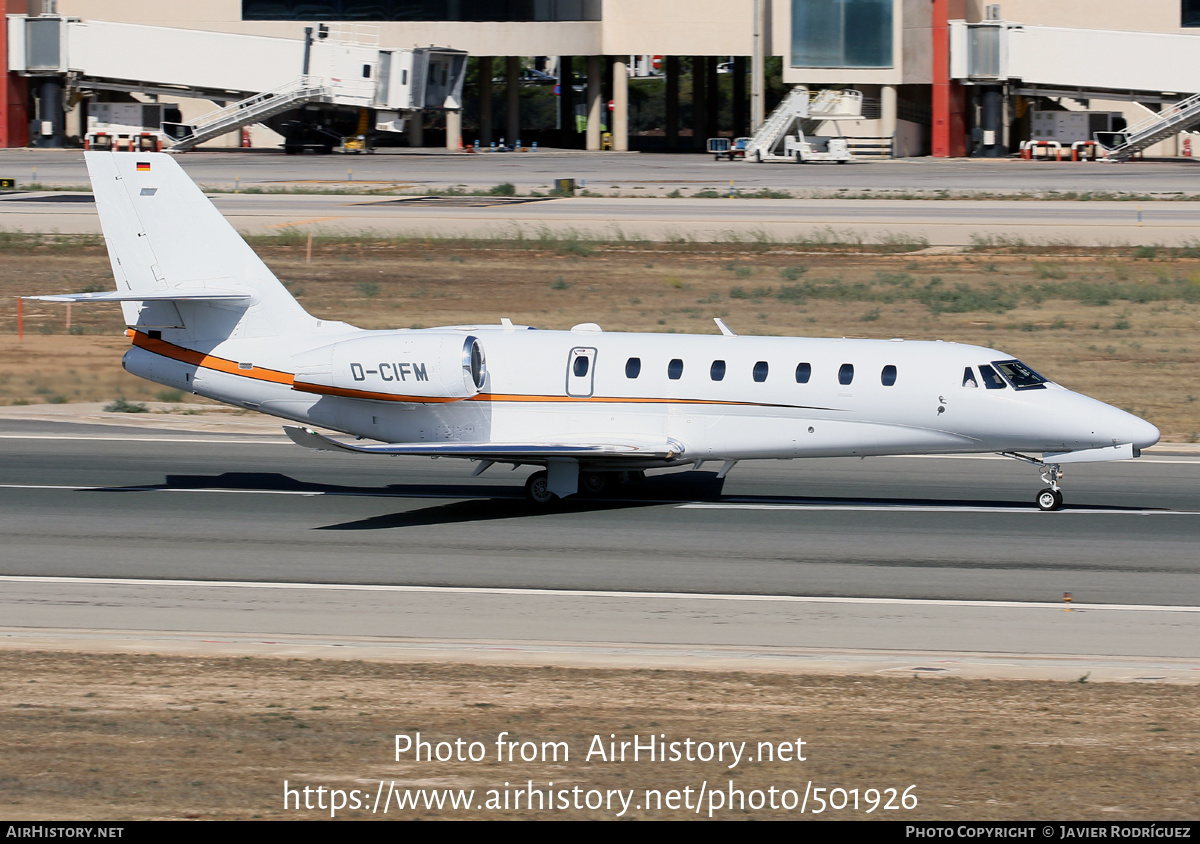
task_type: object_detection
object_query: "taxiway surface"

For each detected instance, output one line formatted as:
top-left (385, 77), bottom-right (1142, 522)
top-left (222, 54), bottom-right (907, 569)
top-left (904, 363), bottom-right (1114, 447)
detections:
top-left (2, 191), bottom-right (1196, 245)
top-left (3, 150), bottom-right (1199, 245)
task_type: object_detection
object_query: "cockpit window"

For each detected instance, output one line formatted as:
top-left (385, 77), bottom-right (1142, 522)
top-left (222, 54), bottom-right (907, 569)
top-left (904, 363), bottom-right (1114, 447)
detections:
top-left (978, 364), bottom-right (1007, 390)
top-left (993, 359), bottom-right (1049, 390)
top-left (962, 367), bottom-right (978, 388)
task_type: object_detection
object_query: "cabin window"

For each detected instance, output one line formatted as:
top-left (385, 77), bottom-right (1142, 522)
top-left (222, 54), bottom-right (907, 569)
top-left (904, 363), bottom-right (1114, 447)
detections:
top-left (668, 358), bottom-right (684, 380)
top-left (881, 364), bottom-right (897, 386)
top-left (962, 367), bottom-right (978, 388)
top-left (573, 356), bottom-right (590, 377)
top-left (978, 364), bottom-right (1007, 390)
top-left (753, 361), bottom-right (769, 382)
top-left (710, 360), bottom-right (726, 381)
top-left (993, 359), bottom-right (1049, 391)
top-left (362, 64), bottom-right (372, 78)
top-left (625, 357), bottom-right (641, 379)
top-left (795, 362), bottom-right (811, 383)
top-left (838, 363), bottom-right (854, 385)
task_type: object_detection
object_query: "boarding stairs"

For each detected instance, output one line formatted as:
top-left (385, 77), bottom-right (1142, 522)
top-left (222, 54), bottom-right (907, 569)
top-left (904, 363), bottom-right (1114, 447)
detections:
top-left (167, 77), bottom-right (333, 151)
top-left (743, 87), bottom-right (864, 162)
top-left (1095, 92), bottom-right (1200, 160)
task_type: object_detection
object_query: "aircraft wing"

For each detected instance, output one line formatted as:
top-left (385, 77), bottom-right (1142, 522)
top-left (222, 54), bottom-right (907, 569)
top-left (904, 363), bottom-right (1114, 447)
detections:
top-left (283, 425), bottom-right (684, 460)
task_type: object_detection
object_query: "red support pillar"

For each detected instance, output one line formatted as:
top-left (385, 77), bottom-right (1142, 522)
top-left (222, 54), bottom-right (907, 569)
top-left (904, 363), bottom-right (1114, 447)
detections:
top-left (932, 0), bottom-right (966, 158)
top-left (1, 1), bottom-right (30, 148)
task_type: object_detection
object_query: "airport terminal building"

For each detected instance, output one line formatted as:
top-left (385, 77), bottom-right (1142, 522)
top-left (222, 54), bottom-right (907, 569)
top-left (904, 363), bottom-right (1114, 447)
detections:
top-left (3, 0), bottom-right (1199, 158)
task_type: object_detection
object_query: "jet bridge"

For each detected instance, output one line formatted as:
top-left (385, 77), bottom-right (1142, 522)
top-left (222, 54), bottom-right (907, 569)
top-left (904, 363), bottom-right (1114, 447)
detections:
top-left (6, 14), bottom-right (466, 151)
top-left (950, 20), bottom-right (1200, 160)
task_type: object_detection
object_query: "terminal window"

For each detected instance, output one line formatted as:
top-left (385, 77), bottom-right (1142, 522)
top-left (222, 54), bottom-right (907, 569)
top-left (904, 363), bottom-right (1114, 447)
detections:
top-left (243, 1), bottom-right (602, 21)
top-left (1185, 0), bottom-right (1200, 26)
top-left (791, 0), bottom-right (893, 68)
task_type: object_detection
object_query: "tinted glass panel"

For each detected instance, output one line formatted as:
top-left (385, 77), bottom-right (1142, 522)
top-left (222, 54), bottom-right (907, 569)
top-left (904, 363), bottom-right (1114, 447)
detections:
top-left (243, 0), bottom-right (602, 21)
top-left (753, 361), bottom-right (769, 382)
top-left (791, 0), bottom-right (893, 68)
top-left (710, 360), bottom-right (726, 381)
top-left (993, 359), bottom-right (1049, 390)
top-left (838, 363), bottom-right (854, 385)
top-left (573, 356), bottom-right (589, 377)
top-left (795, 362), bottom-right (811, 383)
top-left (668, 359), bottom-right (684, 380)
top-left (881, 364), bottom-right (897, 387)
top-left (962, 367), bottom-right (978, 388)
top-left (625, 357), bottom-right (641, 379)
top-left (1186, 0), bottom-right (1200, 26)
top-left (978, 364), bottom-right (1007, 390)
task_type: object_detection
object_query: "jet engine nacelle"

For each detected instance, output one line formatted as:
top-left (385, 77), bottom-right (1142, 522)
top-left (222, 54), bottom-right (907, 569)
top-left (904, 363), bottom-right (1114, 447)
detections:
top-left (292, 332), bottom-right (486, 400)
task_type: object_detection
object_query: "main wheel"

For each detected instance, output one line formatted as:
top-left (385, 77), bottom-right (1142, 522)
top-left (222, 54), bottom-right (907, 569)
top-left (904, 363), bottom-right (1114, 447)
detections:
top-left (1036, 488), bottom-right (1064, 511)
top-left (579, 471), bottom-right (608, 496)
top-left (524, 470), bottom-right (557, 504)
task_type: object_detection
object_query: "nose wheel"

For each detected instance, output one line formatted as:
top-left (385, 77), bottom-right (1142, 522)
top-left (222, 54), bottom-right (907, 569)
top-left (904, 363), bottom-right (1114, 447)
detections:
top-left (1036, 463), bottom-right (1064, 511)
top-left (1037, 487), bottom-right (1064, 511)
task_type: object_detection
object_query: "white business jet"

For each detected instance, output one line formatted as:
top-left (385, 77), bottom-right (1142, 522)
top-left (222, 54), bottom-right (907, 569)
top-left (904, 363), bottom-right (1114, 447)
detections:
top-left (31, 152), bottom-right (1159, 510)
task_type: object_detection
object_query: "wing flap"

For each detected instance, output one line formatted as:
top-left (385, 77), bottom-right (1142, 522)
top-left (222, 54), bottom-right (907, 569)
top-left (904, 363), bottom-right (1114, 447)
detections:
top-left (283, 426), bottom-right (684, 460)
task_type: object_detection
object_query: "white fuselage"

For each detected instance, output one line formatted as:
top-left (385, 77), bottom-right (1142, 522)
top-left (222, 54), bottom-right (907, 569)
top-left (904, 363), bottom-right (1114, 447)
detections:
top-left (124, 323), bottom-right (1161, 468)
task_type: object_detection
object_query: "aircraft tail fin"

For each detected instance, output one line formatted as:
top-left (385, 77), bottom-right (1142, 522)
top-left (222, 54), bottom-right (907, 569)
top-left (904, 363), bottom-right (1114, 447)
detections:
top-left (85, 151), bottom-right (311, 340)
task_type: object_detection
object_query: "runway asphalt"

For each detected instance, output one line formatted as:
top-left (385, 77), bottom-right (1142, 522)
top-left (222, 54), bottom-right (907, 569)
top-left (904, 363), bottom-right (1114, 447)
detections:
top-left (1, 426), bottom-right (1197, 675)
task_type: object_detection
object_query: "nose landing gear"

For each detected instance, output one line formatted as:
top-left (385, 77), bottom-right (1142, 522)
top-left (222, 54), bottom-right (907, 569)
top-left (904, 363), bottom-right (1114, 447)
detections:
top-left (1001, 452), bottom-right (1066, 511)
top-left (1036, 464), bottom-right (1064, 511)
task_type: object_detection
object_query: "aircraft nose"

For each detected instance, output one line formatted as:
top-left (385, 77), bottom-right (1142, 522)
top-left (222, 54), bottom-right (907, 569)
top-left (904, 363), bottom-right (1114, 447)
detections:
top-left (1098, 402), bottom-right (1159, 451)
top-left (1124, 414), bottom-right (1161, 451)
top-left (1065, 395), bottom-right (1160, 451)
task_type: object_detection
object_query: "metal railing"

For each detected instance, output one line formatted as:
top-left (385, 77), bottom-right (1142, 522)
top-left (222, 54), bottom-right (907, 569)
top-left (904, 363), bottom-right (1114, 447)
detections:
top-left (168, 76), bottom-right (332, 150)
top-left (1096, 92), bottom-right (1200, 159)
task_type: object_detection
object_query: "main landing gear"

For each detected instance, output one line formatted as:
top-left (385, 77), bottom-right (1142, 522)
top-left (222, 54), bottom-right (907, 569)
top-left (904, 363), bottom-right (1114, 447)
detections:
top-left (523, 469), bottom-right (645, 504)
top-left (524, 470), bottom-right (556, 504)
top-left (1001, 452), bottom-right (1065, 511)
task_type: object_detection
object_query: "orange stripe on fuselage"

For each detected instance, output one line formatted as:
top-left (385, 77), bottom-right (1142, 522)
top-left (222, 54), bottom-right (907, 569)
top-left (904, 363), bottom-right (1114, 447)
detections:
top-left (126, 331), bottom-right (834, 410)
top-left (291, 381), bottom-right (463, 403)
top-left (470, 393), bottom-right (789, 408)
top-left (130, 330), bottom-right (294, 385)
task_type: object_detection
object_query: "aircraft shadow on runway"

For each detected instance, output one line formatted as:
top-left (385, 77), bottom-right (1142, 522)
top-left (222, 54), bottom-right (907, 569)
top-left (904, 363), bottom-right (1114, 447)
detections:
top-left (90, 471), bottom-right (727, 529)
top-left (88, 470), bottom-right (1162, 530)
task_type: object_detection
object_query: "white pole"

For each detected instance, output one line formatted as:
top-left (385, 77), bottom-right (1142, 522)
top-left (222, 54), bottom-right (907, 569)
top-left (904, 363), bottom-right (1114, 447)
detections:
top-left (751, 0), bottom-right (765, 132)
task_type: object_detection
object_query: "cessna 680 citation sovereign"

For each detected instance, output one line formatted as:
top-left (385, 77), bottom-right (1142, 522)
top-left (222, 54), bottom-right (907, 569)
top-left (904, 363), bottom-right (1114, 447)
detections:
top-left (33, 152), bottom-right (1160, 510)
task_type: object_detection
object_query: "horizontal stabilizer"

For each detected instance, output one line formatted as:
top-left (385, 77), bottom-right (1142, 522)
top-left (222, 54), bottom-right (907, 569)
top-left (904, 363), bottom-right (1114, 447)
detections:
top-left (23, 290), bottom-right (254, 304)
top-left (1043, 443), bottom-right (1136, 464)
top-left (283, 426), bottom-right (684, 460)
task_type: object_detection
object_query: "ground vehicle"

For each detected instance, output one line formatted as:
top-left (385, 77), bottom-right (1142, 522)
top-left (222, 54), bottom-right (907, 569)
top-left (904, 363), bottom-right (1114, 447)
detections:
top-left (707, 137), bottom-right (752, 160)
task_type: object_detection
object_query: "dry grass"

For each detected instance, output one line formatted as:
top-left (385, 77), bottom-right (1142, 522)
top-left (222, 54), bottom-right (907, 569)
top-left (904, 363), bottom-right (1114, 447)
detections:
top-left (1, 652), bottom-right (1197, 820)
top-left (0, 238), bottom-right (1197, 438)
